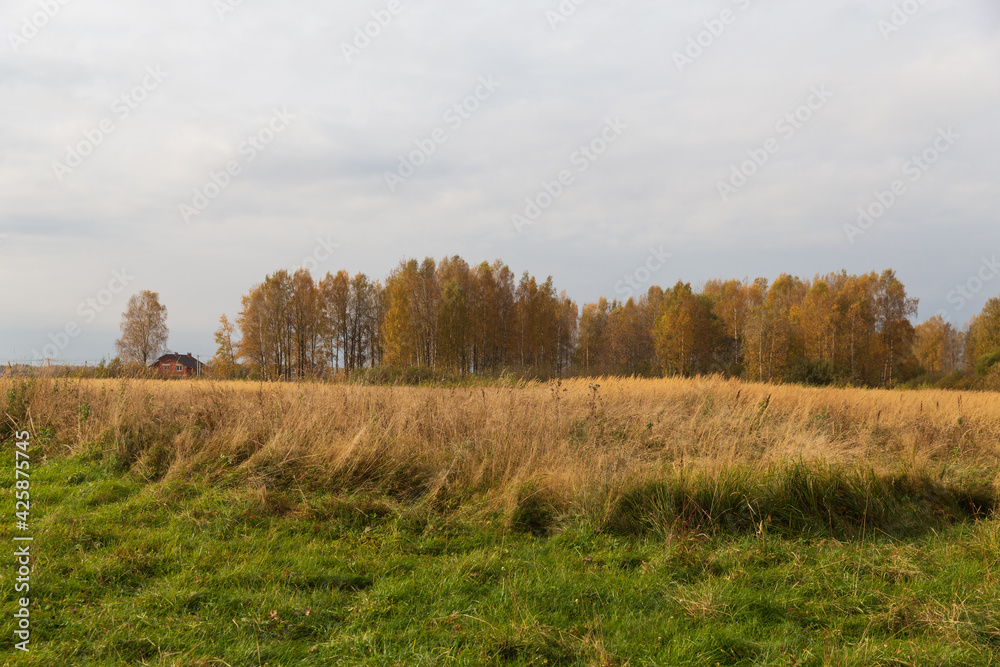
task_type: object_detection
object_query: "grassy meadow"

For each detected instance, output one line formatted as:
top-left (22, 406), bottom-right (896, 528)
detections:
top-left (2, 376), bottom-right (999, 665)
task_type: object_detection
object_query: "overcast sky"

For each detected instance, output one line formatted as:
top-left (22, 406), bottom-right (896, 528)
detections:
top-left (2, 0), bottom-right (998, 363)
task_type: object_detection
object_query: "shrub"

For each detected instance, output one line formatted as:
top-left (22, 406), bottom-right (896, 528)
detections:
top-left (782, 360), bottom-right (846, 387)
top-left (974, 348), bottom-right (1000, 377)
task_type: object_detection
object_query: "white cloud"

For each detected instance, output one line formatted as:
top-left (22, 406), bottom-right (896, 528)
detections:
top-left (1, 0), bottom-right (999, 361)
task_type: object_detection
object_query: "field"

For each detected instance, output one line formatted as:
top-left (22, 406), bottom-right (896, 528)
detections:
top-left (2, 376), bottom-right (999, 665)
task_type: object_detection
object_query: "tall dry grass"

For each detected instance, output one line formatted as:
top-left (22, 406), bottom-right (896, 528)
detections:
top-left (4, 376), bottom-right (999, 533)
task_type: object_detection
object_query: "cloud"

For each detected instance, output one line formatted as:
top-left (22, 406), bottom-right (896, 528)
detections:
top-left (1, 0), bottom-right (998, 361)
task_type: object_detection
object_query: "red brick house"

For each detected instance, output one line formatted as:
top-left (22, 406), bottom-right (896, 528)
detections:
top-left (151, 353), bottom-right (205, 378)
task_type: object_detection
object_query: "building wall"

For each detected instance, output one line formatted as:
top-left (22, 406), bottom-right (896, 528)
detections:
top-left (155, 359), bottom-right (196, 377)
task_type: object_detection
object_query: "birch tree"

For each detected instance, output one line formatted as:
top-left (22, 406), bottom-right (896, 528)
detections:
top-left (116, 291), bottom-right (169, 366)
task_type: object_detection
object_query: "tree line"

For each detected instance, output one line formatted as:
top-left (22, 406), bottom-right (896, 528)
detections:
top-left (210, 257), bottom-right (1000, 387)
top-left (213, 257), bottom-right (576, 381)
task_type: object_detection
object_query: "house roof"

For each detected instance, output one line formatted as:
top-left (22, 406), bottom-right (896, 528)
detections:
top-left (152, 353), bottom-right (205, 370)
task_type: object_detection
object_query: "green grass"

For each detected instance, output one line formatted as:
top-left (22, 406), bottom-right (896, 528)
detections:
top-left (2, 451), bottom-right (999, 666)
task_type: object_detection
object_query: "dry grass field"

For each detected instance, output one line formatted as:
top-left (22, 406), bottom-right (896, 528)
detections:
top-left (7, 375), bottom-right (999, 533)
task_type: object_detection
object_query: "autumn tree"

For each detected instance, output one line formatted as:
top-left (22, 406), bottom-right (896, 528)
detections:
top-left (793, 280), bottom-right (836, 363)
top-left (367, 279), bottom-right (386, 368)
top-left (319, 270), bottom-right (351, 372)
top-left (236, 284), bottom-right (267, 378)
top-left (965, 297), bottom-right (1000, 374)
top-left (116, 291), bottom-right (169, 366)
top-left (556, 292), bottom-right (579, 373)
top-left (520, 274), bottom-right (566, 370)
top-left (410, 258), bottom-right (441, 367)
top-left (222, 259), bottom-right (940, 387)
top-left (437, 256), bottom-right (474, 373)
top-left (603, 298), bottom-right (651, 375)
top-left (873, 269), bottom-right (919, 385)
top-left (344, 273), bottom-right (377, 371)
top-left (654, 282), bottom-right (720, 376)
top-left (912, 315), bottom-right (963, 373)
top-left (471, 260), bottom-right (516, 372)
top-left (830, 272), bottom-right (877, 385)
top-left (381, 257), bottom-right (524, 374)
top-left (211, 315), bottom-right (241, 378)
top-left (704, 279), bottom-right (749, 371)
top-left (742, 278), bottom-right (771, 381)
top-left (381, 261), bottom-right (418, 368)
top-left (576, 298), bottom-right (612, 372)
top-left (289, 269), bottom-right (321, 377)
top-left (237, 271), bottom-right (293, 380)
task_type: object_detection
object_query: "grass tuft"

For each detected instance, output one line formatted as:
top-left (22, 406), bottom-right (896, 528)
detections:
top-left (606, 463), bottom-right (997, 538)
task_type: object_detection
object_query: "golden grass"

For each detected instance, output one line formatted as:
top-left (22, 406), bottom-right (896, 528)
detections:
top-left (5, 375), bottom-right (1000, 520)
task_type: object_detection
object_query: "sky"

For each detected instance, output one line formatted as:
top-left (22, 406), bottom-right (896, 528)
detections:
top-left (1, 0), bottom-right (998, 364)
